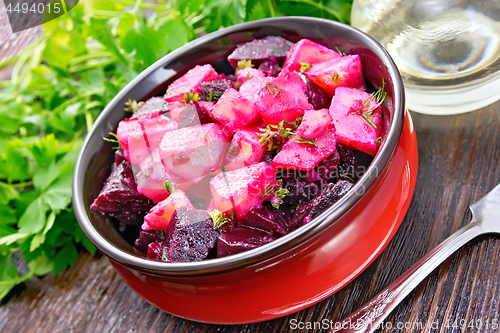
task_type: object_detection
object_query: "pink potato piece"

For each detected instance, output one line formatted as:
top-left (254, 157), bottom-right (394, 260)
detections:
top-left (211, 88), bottom-right (261, 134)
top-left (116, 113), bottom-right (178, 168)
top-left (239, 76), bottom-right (274, 104)
top-left (282, 39), bottom-right (341, 72)
top-left (329, 87), bottom-right (383, 157)
top-left (303, 55), bottom-right (365, 97)
top-left (158, 123), bottom-right (231, 183)
top-left (224, 124), bottom-right (267, 171)
top-left (236, 67), bottom-right (266, 86)
top-left (210, 162), bottom-right (277, 218)
top-left (253, 71), bottom-right (313, 125)
top-left (297, 109), bottom-right (332, 139)
top-left (164, 64), bottom-right (219, 102)
top-left (169, 101), bottom-right (213, 128)
top-left (272, 124), bottom-right (338, 171)
top-left (142, 189), bottom-right (194, 231)
top-left (136, 149), bottom-right (193, 203)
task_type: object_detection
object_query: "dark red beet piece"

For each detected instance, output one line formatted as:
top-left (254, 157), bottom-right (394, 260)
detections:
top-left (135, 230), bottom-right (165, 253)
top-left (217, 225), bottom-right (276, 258)
top-left (291, 180), bottom-right (353, 227)
top-left (114, 148), bottom-right (126, 166)
top-left (263, 150), bottom-right (275, 166)
top-left (258, 58), bottom-right (280, 77)
top-left (90, 160), bottom-right (152, 226)
top-left (166, 207), bottom-right (219, 262)
top-left (198, 79), bottom-right (235, 103)
top-left (335, 143), bottom-right (374, 182)
top-left (276, 168), bottom-right (322, 206)
top-left (235, 206), bottom-right (290, 237)
top-left (147, 239), bottom-right (169, 260)
top-left (296, 72), bottom-right (330, 110)
top-left (227, 36), bottom-right (294, 68)
top-left (131, 96), bottom-right (169, 119)
top-left (316, 151), bottom-right (341, 181)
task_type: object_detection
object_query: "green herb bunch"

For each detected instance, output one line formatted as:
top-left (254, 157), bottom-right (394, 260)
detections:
top-left (0, 0), bottom-right (352, 300)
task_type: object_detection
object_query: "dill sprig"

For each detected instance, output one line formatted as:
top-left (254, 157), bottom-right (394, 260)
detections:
top-left (261, 180), bottom-right (289, 208)
top-left (209, 209), bottom-right (230, 229)
top-left (332, 72), bottom-right (342, 83)
top-left (124, 99), bottom-right (144, 113)
top-left (265, 82), bottom-right (285, 96)
top-left (300, 62), bottom-right (313, 71)
top-left (162, 179), bottom-right (178, 193)
top-left (291, 134), bottom-right (318, 147)
top-left (257, 120), bottom-right (295, 151)
top-left (343, 173), bottom-right (355, 183)
top-left (103, 132), bottom-right (120, 150)
top-left (353, 79), bottom-right (387, 130)
top-left (335, 46), bottom-right (346, 56)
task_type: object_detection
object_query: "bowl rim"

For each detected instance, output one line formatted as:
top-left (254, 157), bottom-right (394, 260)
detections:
top-left (73, 16), bottom-right (405, 276)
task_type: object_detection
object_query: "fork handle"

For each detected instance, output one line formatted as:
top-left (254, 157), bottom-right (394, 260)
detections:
top-left (329, 221), bottom-right (484, 333)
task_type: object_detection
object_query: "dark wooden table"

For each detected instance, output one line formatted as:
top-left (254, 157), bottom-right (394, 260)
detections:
top-left (1, 13), bottom-right (500, 333)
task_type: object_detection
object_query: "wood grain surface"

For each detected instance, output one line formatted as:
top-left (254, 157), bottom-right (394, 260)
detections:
top-left (1, 15), bottom-right (500, 333)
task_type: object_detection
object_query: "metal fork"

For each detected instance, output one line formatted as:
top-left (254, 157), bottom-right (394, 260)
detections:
top-left (330, 183), bottom-right (500, 333)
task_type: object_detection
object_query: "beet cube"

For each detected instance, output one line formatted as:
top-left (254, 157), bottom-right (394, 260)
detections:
top-left (166, 206), bottom-right (219, 262)
top-left (135, 230), bottom-right (166, 254)
top-left (90, 160), bottom-right (152, 226)
top-left (292, 180), bottom-right (353, 226)
top-left (235, 206), bottom-right (290, 237)
top-left (227, 36), bottom-right (293, 68)
top-left (217, 225), bottom-right (276, 258)
top-left (198, 78), bottom-right (235, 103)
top-left (258, 58), bottom-right (281, 77)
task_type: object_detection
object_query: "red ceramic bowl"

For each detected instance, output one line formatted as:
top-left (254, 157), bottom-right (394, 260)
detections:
top-left (73, 17), bottom-right (418, 324)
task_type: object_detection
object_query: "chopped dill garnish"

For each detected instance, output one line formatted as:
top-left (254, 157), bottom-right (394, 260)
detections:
top-left (162, 179), bottom-right (178, 193)
top-left (332, 72), bottom-right (342, 83)
top-left (300, 62), bottom-right (313, 71)
top-left (209, 209), bottom-right (230, 229)
top-left (103, 132), bottom-right (120, 150)
top-left (343, 173), bottom-right (355, 183)
top-left (161, 247), bottom-right (168, 261)
top-left (335, 46), bottom-right (346, 56)
top-left (265, 82), bottom-right (285, 96)
top-left (376, 136), bottom-right (383, 147)
top-left (292, 134), bottom-right (318, 147)
top-left (257, 120), bottom-right (294, 151)
top-left (353, 79), bottom-right (387, 130)
top-left (260, 180), bottom-right (289, 208)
